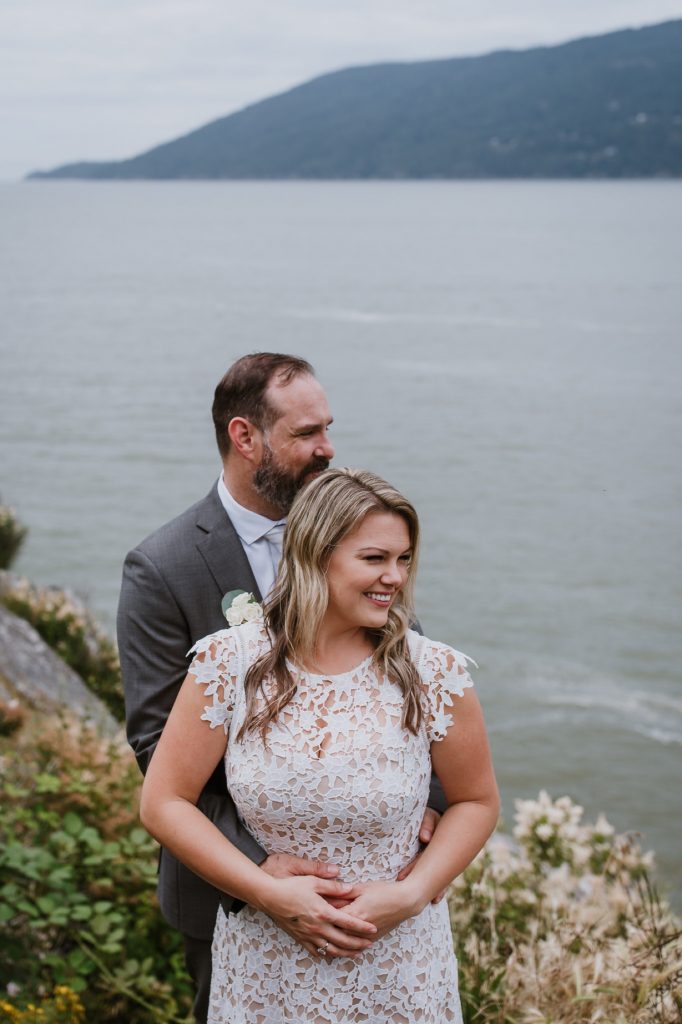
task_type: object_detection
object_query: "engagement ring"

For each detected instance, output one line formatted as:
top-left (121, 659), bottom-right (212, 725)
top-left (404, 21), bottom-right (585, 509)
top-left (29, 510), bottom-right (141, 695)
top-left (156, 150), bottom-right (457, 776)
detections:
top-left (317, 942), bottom-right (330, 954)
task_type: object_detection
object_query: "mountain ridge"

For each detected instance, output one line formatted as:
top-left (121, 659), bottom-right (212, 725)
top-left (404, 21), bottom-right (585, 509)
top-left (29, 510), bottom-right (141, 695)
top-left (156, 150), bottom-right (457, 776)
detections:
top-left (28, 19), bottom-right (682, 180)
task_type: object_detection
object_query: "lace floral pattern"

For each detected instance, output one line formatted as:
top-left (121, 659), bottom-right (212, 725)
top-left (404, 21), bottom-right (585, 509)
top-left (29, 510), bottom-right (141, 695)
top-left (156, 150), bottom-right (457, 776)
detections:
top-left (187, 623), bottom-right (473, 1024)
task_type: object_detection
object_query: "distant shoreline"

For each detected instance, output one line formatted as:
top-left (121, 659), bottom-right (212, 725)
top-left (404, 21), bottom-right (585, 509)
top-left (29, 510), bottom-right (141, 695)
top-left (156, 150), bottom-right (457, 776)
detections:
top-left (27, 20), bottom-right (682, 182)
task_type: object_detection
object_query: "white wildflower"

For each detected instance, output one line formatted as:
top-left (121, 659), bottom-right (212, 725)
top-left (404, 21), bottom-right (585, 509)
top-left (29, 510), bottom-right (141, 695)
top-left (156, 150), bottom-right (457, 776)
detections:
top-left (558, 821), bottom-right (581, 842)
top-left (546, 806), bottom-right (565, 825)
top-left (592, 813), bottom-right (615, 838)
top-left (572, 843), bottom-right (592, 869)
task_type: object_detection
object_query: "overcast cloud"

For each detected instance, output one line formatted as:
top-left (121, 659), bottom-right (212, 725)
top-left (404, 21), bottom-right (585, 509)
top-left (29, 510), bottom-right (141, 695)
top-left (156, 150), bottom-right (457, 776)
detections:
top-left (1, 0), bottom-right (680, 179)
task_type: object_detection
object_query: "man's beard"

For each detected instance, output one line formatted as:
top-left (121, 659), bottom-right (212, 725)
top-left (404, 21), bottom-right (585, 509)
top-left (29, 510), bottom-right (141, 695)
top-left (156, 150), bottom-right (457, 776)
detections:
top-left (253, 444), bottom-right (330, 515)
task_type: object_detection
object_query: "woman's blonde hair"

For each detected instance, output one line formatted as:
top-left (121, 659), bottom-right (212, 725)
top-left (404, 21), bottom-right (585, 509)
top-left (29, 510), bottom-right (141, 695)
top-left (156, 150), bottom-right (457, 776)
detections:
top-left (237, 468), bottom-right (423, 739)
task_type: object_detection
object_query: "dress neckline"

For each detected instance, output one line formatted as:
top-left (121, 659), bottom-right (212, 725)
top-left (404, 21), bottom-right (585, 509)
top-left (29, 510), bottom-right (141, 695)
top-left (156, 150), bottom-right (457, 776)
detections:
top-left (286, 652), bottom-right (375, 681)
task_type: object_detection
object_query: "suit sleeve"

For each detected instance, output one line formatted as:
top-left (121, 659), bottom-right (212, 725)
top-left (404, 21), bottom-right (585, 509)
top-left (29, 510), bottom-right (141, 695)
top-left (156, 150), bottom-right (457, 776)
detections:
top-left (117, 547), bottom-right (266, 865)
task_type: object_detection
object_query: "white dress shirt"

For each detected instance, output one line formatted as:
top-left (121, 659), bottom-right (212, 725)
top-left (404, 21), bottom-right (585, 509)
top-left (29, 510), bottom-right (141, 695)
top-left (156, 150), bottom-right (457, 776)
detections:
top-left (217, 476), bottom-right (286, 600)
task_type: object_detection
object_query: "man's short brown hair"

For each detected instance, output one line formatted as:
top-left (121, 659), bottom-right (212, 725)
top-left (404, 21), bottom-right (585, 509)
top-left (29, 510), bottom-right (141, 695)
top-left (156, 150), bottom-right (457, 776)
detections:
top-left (212, 353), bottom-right (314, 458)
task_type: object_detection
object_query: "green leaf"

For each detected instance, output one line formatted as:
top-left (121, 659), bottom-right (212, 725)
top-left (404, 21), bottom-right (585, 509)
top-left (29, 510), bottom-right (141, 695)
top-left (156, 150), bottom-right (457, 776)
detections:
top-left (63, 811), bottom-right (84, 837)
top-left (16, 899), bottom-right (39, 917)
top-left (3, 781), bottom-right (28, 800)
top-left (82, 853), bottom-right (107, 867)
top-left (70, 905), bottom-right (93, 921)
top-left (50, 830), bottom-right (76, 850)
top-left (0, 902), bottom-right (14, 922)
top-left (35, 772), bottom-right (61, 793)
top-left (68, 948), bottom-right (87, 967)
top-left (80, 826), bottom-right (103, 849)
top-left (48, 909), bottom-right (70, 926)
top-left (48, 866), bottom-right (74, 887)
top-left (90, 914), bottom-right (110, 936)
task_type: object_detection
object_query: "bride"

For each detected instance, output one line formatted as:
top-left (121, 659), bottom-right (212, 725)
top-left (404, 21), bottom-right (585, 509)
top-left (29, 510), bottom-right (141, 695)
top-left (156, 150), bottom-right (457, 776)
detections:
top-left (141, 468), bottom-right (499, 1023)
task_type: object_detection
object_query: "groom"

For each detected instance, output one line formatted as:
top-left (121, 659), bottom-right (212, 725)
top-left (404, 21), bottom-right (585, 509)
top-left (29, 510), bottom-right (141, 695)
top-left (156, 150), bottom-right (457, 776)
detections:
top-left (117, 352), bottom-right (443, 1023)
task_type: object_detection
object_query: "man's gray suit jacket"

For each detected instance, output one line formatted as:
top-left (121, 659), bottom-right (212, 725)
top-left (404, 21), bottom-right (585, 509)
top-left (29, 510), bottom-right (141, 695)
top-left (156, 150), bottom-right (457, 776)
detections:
top-left (117, 485), bottom-right (266, 942)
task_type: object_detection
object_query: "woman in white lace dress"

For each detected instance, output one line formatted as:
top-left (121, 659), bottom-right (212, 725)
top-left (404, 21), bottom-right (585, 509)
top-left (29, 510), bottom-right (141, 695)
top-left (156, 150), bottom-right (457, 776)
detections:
top-left (141, 469), bottom-right (499, 1024)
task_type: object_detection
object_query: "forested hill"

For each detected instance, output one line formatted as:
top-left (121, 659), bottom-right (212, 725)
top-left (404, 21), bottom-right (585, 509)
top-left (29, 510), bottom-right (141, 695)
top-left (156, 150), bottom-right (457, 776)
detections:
top-left (28, 20), bottom-right (682, 180)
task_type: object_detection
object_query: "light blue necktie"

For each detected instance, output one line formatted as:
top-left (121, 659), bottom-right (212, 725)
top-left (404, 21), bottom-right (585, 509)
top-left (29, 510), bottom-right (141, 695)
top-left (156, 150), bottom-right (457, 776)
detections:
top-left (262, 522), bottom-right (286, 596)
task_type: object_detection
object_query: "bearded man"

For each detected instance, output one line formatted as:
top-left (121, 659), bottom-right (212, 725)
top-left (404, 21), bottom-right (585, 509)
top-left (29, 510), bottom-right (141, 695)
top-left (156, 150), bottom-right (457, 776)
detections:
top-left (117, 352), bottom-right (442, 1023)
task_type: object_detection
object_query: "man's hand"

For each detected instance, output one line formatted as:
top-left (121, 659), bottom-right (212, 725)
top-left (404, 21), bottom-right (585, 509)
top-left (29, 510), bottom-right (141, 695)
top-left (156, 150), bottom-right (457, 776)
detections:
top-left (395, 807), bottom-right (447, 903)
top-left (418, 806), bottom-right (440, 845)
top-left (261, 852), bottom-right (361, 910)
top-left (261, 852), bottom-right (339, 882)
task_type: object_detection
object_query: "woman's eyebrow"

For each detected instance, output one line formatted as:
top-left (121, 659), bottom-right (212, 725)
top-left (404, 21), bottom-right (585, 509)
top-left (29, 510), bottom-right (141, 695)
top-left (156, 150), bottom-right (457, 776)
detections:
top-left (356, 546), bottom-right (412, 555)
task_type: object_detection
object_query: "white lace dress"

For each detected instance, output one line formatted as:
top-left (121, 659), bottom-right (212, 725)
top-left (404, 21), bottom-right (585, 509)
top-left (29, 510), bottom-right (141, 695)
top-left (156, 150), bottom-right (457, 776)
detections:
top-left (187, 621), bottom-right (474, 1024)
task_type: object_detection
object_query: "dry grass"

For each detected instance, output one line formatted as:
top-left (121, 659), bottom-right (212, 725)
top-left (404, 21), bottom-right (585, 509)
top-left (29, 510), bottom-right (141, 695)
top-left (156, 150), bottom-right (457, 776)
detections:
top-left (449, 792), bottom-right (681, 1023)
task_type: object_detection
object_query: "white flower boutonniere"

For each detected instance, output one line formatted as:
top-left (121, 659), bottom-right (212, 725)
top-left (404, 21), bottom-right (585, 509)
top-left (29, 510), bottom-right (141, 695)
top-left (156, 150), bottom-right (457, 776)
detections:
top-left (221, 589), bottom-right (263, 626)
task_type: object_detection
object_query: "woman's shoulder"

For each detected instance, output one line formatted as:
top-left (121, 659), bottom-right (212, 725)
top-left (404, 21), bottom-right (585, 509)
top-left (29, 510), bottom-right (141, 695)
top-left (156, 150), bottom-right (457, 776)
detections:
top-left (187, 619), bottom-right (270, 661)
top-left (406, 630), bottom-right (477, 742)
top-left (406, 628), bottom-right (476, 679)
top-left (186, 622), bottom-right (270, 732)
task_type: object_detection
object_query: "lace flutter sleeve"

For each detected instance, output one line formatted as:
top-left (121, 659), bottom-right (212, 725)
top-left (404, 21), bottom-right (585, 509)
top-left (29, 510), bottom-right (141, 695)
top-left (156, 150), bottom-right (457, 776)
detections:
top-left (419, 639), bottom-right (476, 743)
top-left (186, 630), bottom-right (240, 734)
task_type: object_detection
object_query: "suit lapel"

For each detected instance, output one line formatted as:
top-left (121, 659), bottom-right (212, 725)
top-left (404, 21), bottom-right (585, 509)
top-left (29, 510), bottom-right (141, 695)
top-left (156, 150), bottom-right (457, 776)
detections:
top-left (194, 488), bottom-right (262, 602)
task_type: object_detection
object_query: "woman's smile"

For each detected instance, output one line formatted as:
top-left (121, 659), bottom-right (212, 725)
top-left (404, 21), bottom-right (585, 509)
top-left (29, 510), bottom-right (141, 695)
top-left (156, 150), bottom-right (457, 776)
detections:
top-left (324, 511), bottom-right (412, 631)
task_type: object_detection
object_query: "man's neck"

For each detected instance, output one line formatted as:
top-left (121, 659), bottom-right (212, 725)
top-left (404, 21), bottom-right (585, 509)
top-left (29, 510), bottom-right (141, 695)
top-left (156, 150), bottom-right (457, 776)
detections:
top-left (221, 462), bottom-right (281, 519)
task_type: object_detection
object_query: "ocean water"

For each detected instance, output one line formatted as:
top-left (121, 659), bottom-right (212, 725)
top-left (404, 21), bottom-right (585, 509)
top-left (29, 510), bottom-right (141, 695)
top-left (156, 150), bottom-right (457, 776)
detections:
top-left (1, 180), bottom-right (680, 902)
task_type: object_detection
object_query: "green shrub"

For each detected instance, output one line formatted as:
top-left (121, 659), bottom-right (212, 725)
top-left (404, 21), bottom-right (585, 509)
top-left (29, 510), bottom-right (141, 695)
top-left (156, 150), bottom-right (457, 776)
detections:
top-left (0, 715), bottom-right (192, 1023)
top-left (0, 505), bottom-right (27, 570)
top-left (0, 578), bottom-right (124, 721)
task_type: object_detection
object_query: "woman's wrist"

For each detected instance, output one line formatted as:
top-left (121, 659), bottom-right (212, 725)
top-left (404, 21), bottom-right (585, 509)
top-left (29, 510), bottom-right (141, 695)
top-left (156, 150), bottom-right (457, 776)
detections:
top-left (245, 870), bottom-right (281, 915)
top-left (398, 876), bottom-right (429, 917)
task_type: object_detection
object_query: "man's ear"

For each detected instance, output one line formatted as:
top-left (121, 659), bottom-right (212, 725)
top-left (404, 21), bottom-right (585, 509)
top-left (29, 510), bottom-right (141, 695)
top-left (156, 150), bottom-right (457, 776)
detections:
top-left (227, 416), bottom-right (262, 462)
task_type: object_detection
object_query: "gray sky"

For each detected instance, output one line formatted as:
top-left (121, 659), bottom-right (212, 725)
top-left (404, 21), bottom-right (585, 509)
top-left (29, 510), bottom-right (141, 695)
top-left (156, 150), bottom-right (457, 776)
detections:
top-left (2, 0), bottom-right (681, 180)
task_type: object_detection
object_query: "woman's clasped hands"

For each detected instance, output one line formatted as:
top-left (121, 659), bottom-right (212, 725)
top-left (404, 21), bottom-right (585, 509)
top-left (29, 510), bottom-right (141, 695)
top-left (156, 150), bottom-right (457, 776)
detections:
top-left (256, 810), bottom-right (443, 957)
top-left (339, 879), bottom-right (425, 940)
top-left (258, 873), bottom-right (379, 959)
